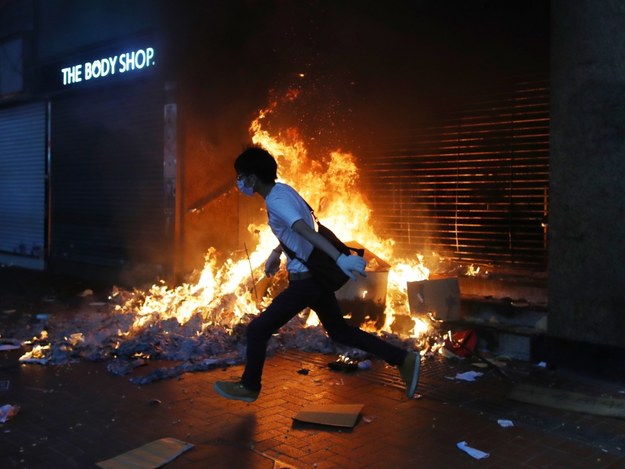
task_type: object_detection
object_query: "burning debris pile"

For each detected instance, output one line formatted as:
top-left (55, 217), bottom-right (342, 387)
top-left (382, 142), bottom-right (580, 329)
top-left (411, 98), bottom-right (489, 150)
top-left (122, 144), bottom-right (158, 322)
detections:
top-left (13, 93), bottom-right (447, 383)
top-left (15, 266), bottom-right (428, 385)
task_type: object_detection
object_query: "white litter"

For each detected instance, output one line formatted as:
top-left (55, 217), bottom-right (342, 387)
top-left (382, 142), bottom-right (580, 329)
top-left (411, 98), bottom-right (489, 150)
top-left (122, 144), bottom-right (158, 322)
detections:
top-left (0, 404), bottom-right (20, 423)
top-left (0, 339), bottom-right (22, 351)
top-left (454, 371), bottom-right (483, 382)
top-left (457, 441), bottom-right (490, 459)
top-left (497, 419), bottom-right (514, 428)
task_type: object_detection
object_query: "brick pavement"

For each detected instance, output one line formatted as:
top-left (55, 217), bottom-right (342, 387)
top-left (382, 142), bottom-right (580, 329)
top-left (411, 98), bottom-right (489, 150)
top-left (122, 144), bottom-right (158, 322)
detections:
top-left (1, 346), bottom-right (625, 469)
top-left (1, 266), bottom-right (625, 468)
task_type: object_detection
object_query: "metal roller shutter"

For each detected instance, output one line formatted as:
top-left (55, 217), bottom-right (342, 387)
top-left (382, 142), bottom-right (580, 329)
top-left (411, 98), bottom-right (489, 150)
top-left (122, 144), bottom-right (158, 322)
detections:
top-left (0, 102), bottom-right (46, 270)
top-left (50, 80), bottom-right (166, 273)
top-left (362, 76), bottom-right (549, 272)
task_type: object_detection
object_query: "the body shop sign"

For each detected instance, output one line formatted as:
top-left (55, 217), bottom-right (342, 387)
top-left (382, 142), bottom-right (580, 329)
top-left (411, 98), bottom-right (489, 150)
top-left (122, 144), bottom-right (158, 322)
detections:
top-left (61, 47), bottom-right (155, 86)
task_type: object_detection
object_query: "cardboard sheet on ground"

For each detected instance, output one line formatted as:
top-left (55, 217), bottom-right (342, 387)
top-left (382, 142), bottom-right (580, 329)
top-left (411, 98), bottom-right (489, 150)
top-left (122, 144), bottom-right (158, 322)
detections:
top-left (509, 384), bottom-right (625, 418)
top-left (293, 404), bottom-right (364, 428)
top-left (96, 437), bottom-right (193, 469)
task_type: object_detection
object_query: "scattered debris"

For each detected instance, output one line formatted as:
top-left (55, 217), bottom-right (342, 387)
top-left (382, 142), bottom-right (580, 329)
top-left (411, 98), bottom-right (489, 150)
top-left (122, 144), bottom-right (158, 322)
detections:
top-left (297, 368), bottom-right (310, 375)
top-left (357, 359), bottom-right (372, 370)
top-left (457, 441), bottom-right (490, 459)
top-left (0, 338), bottom-right (21, 351)
top-left (80, 289), bottom-right (94, 297)
top-left (443, 329), bottom-right (477, 358)
top-left (328, 355), bottom-right (359, 372)
top-left (293, 404), bottom-right (364, 428)
top-left (450, 371), bottom-right (483, 382)
top-left (509, 384), bottom-right (625, 418)
top-left (6, 279), bottom-right (424, 385)
top-left (0, 404), bottom-right (20, 423)
top-left (19, 344), bottom-right (51, 365)
top-left (272, 459), bottom-right (297, 469)
top-left (96, 437), bottom-right (193, 469)
top-left (497, 419), bottom-right (514, 428)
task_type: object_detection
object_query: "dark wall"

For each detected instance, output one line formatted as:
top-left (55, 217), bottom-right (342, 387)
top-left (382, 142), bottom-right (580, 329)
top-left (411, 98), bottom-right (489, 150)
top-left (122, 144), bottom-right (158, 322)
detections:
top-left (36, 0), bottom-right (160, 61)
top-left (169, 0), bottom-right (548, 149)
top-left (549, 0), bottom-right (625, 347)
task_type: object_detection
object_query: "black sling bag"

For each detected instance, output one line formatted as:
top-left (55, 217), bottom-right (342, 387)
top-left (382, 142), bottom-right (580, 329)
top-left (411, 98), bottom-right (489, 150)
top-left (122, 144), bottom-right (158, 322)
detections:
top-left (279, 201), bottom-right (364, 291)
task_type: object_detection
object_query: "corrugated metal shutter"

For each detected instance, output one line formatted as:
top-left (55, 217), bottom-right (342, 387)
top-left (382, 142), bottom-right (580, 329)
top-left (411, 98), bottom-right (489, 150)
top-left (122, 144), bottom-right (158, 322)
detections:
top-left (0, 102), bottom-right (46, 270)
top-left (362, 77), bottom-right (549, 272)
top-left (50, 80), bottom-right (165, 271)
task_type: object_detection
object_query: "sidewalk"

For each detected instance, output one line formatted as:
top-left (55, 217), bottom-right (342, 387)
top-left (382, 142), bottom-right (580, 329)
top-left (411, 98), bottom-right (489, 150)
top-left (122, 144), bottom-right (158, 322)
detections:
top-left (1, 266), bottom-right (625, 468)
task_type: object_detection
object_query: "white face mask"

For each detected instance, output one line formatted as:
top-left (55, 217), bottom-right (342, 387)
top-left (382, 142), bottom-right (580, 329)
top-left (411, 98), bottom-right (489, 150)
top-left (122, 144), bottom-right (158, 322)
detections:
top-left (237, 177), bottom-right (254, 196)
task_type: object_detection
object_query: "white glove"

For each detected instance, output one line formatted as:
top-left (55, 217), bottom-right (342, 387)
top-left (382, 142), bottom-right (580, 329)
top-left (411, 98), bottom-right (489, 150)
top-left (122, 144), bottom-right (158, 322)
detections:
top-left (336, 254), bottom-right (367, 280)
top-left (264, 249), bottom-right (281, 277)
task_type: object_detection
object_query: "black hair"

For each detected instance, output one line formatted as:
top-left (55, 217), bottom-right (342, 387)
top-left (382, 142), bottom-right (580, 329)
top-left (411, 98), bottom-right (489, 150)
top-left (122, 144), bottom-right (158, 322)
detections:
top-left (234, 145), bottom-right (278, 184)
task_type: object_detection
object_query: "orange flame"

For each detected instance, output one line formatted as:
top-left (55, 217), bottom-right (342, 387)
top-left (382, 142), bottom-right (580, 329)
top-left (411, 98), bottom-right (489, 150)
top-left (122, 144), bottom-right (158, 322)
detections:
top-left (119, 92), bottom-right (431, 338)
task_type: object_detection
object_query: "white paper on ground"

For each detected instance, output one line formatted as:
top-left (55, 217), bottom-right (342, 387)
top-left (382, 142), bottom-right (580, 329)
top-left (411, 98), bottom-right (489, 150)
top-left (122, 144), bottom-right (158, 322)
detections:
top-left (457, 441), bottom-right (490, 459)
top-left (497, 419), bottom-right (514, 427)
top-left (0, 338), bottom-right (22, 351)
top-left (0, 404), bottom-right (20, 423)
top-left (454, 371), bottom-right (483, 381)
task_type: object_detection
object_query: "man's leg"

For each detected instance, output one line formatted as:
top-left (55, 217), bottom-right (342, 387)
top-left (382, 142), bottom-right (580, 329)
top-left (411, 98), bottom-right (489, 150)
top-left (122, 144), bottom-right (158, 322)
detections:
top-left (225, 280), bottom-right (314, 395)
top-left (311, 284), bottom-right (421, 397)
top-left (310, 286), bottom-right (407, 365)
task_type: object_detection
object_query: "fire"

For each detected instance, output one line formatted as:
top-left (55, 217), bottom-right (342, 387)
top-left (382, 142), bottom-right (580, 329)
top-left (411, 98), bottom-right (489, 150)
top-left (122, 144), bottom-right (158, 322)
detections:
top-left (118, 91), bottom-right (431, 340)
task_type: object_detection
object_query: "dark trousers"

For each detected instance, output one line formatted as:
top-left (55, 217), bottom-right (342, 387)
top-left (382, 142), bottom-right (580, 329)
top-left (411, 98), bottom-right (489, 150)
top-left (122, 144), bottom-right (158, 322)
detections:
top-left (241, 277), bottom-right (408, 391)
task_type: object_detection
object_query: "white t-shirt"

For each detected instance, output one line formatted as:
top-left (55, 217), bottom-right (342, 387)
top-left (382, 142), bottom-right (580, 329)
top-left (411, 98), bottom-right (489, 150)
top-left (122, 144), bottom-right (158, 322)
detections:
top-left (265, 183), bottom-right (314, 273)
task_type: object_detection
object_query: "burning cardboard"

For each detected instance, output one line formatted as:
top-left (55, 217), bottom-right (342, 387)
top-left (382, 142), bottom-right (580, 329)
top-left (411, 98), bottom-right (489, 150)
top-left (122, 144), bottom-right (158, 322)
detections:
top-left (336, 242), bottom-right (390, 329)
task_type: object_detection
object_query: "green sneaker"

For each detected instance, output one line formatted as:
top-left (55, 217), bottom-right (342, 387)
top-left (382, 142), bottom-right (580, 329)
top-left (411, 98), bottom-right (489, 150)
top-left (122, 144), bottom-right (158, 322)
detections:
top-left (214, 381), bottom-right (259, 402)
top-left (398, 352), bottom-right (421, 397)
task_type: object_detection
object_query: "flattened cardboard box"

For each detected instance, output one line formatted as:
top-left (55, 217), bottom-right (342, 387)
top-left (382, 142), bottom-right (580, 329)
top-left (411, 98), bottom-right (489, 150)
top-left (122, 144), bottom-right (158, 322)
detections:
top-left (293, 404), bottom-right (364, 428)
top-left (97, 437), bottom-right (193, 469)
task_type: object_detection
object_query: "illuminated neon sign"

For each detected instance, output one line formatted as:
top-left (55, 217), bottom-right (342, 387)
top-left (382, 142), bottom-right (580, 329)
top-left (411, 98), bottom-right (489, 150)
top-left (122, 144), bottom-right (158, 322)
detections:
top-left (61, 47), bottom-right (155, 86)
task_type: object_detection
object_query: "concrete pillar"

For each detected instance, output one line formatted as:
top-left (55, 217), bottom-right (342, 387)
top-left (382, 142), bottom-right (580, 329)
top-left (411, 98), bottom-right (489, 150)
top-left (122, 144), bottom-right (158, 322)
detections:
top-left (549, 1), bottom-right (625, 347)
